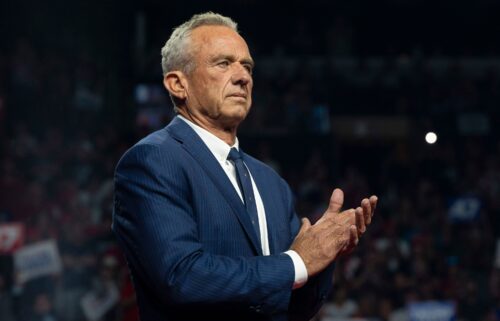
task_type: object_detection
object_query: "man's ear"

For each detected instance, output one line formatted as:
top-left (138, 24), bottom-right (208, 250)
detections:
top-left (163, 71), bottom-right (188, 101)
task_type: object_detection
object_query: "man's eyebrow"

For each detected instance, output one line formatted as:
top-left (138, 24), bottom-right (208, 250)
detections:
top-left (210, 54), bottom-right (233, 62)
top-left (211, 54), bottom-right (255, 67)
top-left (241, 58), bottom-right (255, 68)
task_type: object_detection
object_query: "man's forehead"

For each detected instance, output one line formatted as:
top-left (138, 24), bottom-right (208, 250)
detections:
top-left (190, 25), bottom-right (252, 60)
top-left (191, 25), bottom-right (246, 46)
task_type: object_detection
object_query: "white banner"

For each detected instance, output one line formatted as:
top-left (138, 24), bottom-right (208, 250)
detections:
top-left (0, 223), bottom-right (25, 254)
top-left (13, 239), bottom-right (62, 283)
top-left (448, 197), bottom-right (481, 222)
top-left (409, 301), bottom-right (455, 321)
top-left (81, 281), bottom-right (119, 321)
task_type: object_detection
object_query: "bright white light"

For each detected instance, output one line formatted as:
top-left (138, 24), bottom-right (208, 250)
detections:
top-left (425, 132), bottom-right (437, 144)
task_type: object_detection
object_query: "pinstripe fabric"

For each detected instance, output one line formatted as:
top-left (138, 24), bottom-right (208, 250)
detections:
top-left (112, 117), bottom-right (335, 321)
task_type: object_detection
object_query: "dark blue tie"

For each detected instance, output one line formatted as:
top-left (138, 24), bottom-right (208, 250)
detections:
top-left (227, 147), bottom-right (260, 243)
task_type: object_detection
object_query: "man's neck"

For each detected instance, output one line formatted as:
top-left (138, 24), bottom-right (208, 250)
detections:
top-left (177, 109), bottom-right (237, 146)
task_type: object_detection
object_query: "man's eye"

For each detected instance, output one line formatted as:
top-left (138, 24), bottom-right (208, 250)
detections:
top-left (243, 64), bottom-right (253, 74)
top-left (217, 61), bottom-right (229, 67)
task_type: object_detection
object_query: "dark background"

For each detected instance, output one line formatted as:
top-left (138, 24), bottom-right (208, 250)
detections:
top-left (0, 1), bottom-right (499, 321)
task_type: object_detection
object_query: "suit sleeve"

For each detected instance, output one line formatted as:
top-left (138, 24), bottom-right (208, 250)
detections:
top-left (112, 143), bottom-right (296, 315)
top-left (281, 180), bottom-right (336, 321)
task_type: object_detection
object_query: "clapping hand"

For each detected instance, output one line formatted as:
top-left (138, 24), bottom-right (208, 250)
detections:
top-left (290, 188), bottom-right (377, 277)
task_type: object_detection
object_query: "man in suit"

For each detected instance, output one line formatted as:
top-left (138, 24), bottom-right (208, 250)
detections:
top-left (112, 12), bottom-right (378, 321)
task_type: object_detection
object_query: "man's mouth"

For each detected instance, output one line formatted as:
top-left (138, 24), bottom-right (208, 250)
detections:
top-left (228, 93), bottom-right (247, 99)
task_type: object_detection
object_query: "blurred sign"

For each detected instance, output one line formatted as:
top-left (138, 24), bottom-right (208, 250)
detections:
top-left (81, 281), bottom-right (119, 321)
top-left (409, 301), bottom-right (456, 321)
top-left (14, 239), bottom-right (62, 283)
top-left (447, 197), bottom-right (481, 222)
top-left (0, 223), bottom-right (25, 254)
top-left (134, 83), bottom-right (171, 130)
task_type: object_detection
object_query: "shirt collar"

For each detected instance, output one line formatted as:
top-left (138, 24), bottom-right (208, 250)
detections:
top-left (177, 115), bottom-right (239, 163)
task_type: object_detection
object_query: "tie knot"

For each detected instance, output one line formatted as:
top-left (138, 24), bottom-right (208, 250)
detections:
top-left (227, 147), bottom-right (242, 162)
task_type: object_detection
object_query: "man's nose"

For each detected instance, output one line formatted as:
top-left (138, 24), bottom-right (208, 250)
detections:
top-left (231, 63), bottom-right (252, 86)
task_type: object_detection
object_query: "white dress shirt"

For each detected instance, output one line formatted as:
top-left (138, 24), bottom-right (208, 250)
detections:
top-left (178, 115), bottom-right (308, 288)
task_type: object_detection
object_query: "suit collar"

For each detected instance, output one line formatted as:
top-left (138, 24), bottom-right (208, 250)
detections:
top-left (165, 117), bottom-right (263, 255)
top-left (176, 115), bottom-right (239, 163)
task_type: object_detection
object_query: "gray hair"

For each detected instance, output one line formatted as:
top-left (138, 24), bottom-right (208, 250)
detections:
top-left (160, 12), bottom-right (238, 76)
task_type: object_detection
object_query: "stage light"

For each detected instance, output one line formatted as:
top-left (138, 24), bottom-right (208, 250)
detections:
top-left (425, 132), bottom-right (437, 144)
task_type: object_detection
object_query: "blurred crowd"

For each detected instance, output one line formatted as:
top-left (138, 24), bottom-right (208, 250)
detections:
top-left (1, 19), bottom-right (500, 321)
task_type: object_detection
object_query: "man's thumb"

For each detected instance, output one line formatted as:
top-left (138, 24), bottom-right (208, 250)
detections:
top-left (328, 188), bottom-right (344, 213)
top-left (298, 217), bottom-right (311, 235)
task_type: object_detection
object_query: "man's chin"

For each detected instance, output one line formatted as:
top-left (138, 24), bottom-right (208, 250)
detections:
top-left (219, 109), bottom-right (249, 128)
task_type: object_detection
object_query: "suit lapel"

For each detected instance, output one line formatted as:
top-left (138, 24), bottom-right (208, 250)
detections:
top-left (165, 117), bottom-right (263, 255)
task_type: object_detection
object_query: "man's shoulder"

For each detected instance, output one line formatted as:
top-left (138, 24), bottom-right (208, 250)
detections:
top-left (135, 126), bottom-right (177, 149)
top-left (116, 126), bottom-right (183, 169)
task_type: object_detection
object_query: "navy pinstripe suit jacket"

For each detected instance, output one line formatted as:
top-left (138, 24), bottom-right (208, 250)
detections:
top-left (112, 117), bottom-right (335, 321)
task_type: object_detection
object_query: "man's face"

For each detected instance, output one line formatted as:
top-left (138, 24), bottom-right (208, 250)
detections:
top-left (183, 25), bottom-right (254, 129)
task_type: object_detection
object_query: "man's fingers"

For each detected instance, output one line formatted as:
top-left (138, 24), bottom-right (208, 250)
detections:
top-left (339, 209), bottom-right (356, 225)
top-left (361, 198), bottom-right (371, 225)
top-left (328, 188), bottom-right (344, 214)
top-left (349, 225), bottom-right (359, 246)
top-left (369, 195), bottom-right (378, 220)
top-left (355, 207), bottom-right (366, 233)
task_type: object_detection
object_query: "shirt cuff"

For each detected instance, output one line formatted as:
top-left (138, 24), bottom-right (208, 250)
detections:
top-left (284, 250), bottom-right (308, 289)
